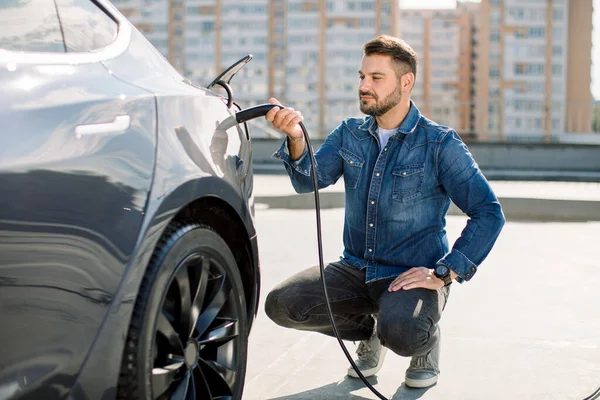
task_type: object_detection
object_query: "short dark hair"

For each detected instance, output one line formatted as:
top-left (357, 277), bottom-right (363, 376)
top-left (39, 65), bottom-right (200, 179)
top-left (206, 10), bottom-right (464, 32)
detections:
top-left (362, 35), bottom-right (418, 79)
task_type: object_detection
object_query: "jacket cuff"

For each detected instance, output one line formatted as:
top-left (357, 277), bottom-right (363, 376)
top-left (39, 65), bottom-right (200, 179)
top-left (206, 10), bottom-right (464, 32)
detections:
top-left (272, 137), bottom-right (311, 176)
top-left (437, 250), bottom-right (478, 283)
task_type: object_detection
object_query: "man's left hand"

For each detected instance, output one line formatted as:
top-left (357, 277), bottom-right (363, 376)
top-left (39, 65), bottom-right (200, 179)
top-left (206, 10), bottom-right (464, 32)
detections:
top-left (388, 267), bottom-right (444, 292)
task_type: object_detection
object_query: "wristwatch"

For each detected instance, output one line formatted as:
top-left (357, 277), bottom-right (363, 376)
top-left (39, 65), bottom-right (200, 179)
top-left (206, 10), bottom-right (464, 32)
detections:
top-left (434, 264), bottom-right (453, 286)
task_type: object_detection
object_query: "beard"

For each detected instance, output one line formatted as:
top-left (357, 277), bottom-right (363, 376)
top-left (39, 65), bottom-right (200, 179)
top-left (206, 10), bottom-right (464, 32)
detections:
top-left (359, 85), bottom-right (403, 117)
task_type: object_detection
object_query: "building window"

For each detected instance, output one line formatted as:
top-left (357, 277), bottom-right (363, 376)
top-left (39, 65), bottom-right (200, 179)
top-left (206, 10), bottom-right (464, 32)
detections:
top-left (552, 64), bottom-right (563, 75)
top-left (528, 63), bottom-right (544, 74)
top-left (553, 45), bottom-right (563, 56)
top-left (490, 29), bottom-right (500, 42)
top-left (514, 64), bottom-right (525, 75)
top-left (513, 63), bottom-right (544, 76)
top-left (529, 8), bottom-right (545, 21)
top-left (530, 82), bottom-right (544, 93)
top-left (489, 103), bottom-right (498, 115)
top-left (490, 66), bottom-right (500, 78)
top-left (553, 8), bottom-right (564, 21)
top-left (510, 8), bottom-right (524, 20)
top-left (528, 27), bottom-right (545, 38)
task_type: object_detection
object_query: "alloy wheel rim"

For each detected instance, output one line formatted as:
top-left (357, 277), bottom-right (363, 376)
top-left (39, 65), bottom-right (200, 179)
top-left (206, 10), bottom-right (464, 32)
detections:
top-left (151, 252), bottom-right (240, 400)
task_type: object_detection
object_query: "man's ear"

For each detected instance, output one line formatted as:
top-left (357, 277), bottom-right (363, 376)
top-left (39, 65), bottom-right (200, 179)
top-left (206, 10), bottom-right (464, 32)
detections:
top-left (401, 72), bottom-right (415, 93)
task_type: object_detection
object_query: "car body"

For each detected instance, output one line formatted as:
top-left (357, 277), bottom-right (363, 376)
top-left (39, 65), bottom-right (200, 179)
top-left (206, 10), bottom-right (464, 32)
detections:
top-left (0, 0), bottom-right (260, 398)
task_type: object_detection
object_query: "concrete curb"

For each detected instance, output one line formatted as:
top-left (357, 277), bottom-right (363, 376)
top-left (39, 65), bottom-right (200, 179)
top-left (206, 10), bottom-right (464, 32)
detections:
top-left (255, 192), bottom-right (600, 222)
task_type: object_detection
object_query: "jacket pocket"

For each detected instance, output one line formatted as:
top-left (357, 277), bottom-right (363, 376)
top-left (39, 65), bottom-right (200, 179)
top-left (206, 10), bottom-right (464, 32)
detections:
top-left (338, 147), bottom-right (365, 190)
top-left (392, 164), bottom-right (424, 202)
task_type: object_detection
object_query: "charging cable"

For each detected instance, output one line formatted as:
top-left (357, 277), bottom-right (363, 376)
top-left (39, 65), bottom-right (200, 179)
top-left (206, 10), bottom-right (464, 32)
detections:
top-left (219, 103), bottom-right (389, 400)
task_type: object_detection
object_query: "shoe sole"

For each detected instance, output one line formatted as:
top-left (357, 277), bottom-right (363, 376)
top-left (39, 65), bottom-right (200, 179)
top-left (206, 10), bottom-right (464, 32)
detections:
top-left (404, 374), bottom-right (439, 388)
top-left (347, 347), bottom-right (388, 378)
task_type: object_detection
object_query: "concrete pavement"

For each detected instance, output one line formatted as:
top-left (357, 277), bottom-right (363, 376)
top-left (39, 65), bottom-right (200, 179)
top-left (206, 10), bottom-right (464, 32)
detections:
top-left (243, 175), bottom-right (600, 400)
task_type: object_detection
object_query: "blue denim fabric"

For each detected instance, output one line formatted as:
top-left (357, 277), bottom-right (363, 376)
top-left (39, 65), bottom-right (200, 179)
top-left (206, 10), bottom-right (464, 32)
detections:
top-left (272, 101), bottom-right (505, 283)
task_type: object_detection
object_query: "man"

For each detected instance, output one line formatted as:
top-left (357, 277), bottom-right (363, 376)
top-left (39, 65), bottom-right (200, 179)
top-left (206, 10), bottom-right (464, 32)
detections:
top-left (263, 35), bottom-right (505, 388)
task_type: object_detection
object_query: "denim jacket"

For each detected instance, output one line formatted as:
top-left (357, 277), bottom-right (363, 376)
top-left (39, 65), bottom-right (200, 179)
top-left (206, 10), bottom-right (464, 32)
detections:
top-left (273, 101), bottom-right (505, 283)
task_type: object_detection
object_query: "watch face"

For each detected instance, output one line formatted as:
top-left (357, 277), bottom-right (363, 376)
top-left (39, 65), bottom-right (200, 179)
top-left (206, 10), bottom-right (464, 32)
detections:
top-left (435, 265), bottom-right (449, 276)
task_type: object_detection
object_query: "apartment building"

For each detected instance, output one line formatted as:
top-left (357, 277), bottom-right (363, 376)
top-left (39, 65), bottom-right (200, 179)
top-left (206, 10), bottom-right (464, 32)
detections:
top-left (475, 0), bottom-right (593, 142)
top-left (276, 0), bottom-right (399, 136)
top-left (397, 3), bottom-right (479, 136)
top-left (113, 0), bottom-right (398, 138)
top-left (320, 1), bottom-right (398, 134)
top-left (113, 0), bottom-right (593, 142)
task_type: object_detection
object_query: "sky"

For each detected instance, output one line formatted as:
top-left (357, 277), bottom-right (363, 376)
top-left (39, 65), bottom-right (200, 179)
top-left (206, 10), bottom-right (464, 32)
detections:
top-left (399, 0), bottom-right (600, 100)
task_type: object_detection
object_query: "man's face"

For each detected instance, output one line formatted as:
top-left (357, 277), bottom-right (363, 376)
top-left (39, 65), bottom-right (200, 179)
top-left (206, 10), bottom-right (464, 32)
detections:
top-left (358, 54), bottom-right (404, 117)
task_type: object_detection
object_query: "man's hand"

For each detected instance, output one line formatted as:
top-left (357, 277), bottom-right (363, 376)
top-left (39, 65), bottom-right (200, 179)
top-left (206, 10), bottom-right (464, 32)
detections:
top-left (388, 267), bottom-right (445, 292)
top-left (265, 98), bottom-right (304, 141)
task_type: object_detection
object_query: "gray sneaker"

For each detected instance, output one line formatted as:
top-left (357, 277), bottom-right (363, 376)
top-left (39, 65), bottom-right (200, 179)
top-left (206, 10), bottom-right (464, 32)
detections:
top-left (405, 339), bottom-right (440, 388)
top-left (347, 331), bottom-right (388, 378)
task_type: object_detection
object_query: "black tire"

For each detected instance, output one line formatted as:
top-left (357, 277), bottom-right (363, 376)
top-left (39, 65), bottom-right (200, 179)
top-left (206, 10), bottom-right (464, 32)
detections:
top-left (117, 222), bottom-right (248, 400)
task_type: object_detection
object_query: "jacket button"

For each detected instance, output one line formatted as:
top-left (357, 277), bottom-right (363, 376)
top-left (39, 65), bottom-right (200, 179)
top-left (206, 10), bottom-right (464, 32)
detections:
top-left (350, 161), bottom-right (353, 164)
top-left (401, 172), bottom-right (407, 176)
top-left (376, 173), bottom-right (380, 177)
top-left (368, 249), bottom-right (373, 252)
top-left (369, 223), bottom-right (373, 227)
top-left (371, 201), bottom-right (375, 205)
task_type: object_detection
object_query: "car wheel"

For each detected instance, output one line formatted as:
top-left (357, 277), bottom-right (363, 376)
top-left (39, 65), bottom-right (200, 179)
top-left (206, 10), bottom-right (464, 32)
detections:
top-left (117, 222), bottom-right (248, 400)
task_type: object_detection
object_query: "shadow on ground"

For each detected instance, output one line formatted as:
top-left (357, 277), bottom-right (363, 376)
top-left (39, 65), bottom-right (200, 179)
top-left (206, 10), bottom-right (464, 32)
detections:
top-left (266, 376), bottom-right (434, 400)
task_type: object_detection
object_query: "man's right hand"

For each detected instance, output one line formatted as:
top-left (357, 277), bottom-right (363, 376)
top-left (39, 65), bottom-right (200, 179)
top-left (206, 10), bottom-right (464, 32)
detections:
top-left (265, 98), bottom-right (306, 161)
top-left (265, 98), bottom-right (304, 141)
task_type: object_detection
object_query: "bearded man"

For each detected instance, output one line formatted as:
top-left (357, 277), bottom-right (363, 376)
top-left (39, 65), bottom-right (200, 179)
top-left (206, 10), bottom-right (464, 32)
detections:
top-left (263, 35), bottom-right (505, 389)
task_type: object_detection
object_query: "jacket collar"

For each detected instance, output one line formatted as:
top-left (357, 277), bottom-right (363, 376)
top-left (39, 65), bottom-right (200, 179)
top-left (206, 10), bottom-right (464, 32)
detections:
top-left (358, 100), bottom-right (422, 135)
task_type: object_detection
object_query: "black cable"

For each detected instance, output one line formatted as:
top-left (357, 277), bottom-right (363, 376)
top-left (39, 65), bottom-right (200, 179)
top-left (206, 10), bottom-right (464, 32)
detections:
top-left (214, 80), bottom-right (234, 109)
top-left (583, 384), bottom-right (600, 400)
top-left (300, 121), bottom-right (389, 400)
top-left (230, 103), bottom-right (389, 399)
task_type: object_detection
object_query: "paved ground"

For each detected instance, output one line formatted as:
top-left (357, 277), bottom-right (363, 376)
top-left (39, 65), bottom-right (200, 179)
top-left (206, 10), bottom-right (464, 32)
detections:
top-left (242, 176), bottom-right (600, 400)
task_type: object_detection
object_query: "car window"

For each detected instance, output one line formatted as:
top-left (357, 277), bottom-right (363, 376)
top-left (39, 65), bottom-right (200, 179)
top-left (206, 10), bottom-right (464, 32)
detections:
top-left (0, 0), bottom-right (65, 52)
top-left (55, 0), bottom-right (118, 52)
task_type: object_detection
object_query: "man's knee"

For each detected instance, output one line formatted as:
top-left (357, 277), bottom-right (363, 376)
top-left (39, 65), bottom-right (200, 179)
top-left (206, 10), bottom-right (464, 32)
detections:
top-left (264, 287), bottom-right (302, 328)
top-left (377, 317), bottom-right (432, 357)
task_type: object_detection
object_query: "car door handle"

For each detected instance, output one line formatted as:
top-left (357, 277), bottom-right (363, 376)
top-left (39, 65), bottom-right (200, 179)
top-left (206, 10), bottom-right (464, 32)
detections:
top-left (75, 115), bottom-right (131, 138)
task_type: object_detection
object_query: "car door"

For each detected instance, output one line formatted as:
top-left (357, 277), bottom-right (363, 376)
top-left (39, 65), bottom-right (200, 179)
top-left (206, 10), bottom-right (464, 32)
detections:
top-left (0, 0), bottom-right (156, 397)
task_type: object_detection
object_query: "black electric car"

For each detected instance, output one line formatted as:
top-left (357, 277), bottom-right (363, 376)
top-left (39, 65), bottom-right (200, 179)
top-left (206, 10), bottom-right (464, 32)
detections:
top-left (0, 0), bottom-right (261, 399)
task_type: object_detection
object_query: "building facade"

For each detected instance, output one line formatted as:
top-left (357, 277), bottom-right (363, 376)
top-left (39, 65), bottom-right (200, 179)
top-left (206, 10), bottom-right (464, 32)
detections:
top-left (112, 0), bottom-right (398, 138)
top-left (475, 0), bottom-right (593, 142)
top-left (397, 3), bottom-right (479, 137)
top-left (112, 0), bottom-right (593, 142)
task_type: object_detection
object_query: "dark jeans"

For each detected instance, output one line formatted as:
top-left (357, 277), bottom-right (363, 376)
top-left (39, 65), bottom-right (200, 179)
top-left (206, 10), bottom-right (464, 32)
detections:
top-left (265, 262), bottom-right (450, 357)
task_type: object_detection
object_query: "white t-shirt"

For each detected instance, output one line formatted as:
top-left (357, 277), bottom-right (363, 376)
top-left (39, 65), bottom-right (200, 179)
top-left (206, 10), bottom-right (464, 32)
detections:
top-left (377, 127), bottom-right (397, 152)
